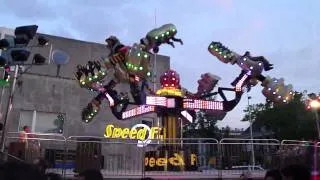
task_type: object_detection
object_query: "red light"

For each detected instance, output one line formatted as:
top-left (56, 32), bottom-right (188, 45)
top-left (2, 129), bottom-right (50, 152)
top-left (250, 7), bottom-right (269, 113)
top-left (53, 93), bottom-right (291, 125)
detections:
top-left (160, 70), bottom-right (180, 89)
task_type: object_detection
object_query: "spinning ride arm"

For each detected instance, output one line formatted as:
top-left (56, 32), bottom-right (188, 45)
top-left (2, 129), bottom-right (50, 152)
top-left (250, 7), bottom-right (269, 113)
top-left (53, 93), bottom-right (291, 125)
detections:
top-left (208, 41), bottom-right (294, 104)
top-left (140, 23), bottom-right (183, 53)
top-left (81, 80), bottom-right (131, 122)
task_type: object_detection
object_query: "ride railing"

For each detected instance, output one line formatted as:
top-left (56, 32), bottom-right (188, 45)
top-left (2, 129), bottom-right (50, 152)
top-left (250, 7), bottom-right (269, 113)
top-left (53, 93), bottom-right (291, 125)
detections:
top-left (2, 132), bottom-right (319, 179)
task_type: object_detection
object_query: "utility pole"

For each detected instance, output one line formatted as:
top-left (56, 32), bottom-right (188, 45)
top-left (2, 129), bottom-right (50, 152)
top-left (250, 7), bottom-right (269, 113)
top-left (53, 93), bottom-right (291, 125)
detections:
top-left (247, 93), bottom-right (255, 169)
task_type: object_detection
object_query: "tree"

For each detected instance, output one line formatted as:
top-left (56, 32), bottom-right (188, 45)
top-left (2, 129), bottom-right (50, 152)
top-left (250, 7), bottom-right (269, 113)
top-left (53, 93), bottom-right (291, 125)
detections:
top-left (241, 92), bottom-right (318, 140)
top-left (46, 114), bottom-right (64, 134)
top-left (183, 111), bottom-right (220, 139)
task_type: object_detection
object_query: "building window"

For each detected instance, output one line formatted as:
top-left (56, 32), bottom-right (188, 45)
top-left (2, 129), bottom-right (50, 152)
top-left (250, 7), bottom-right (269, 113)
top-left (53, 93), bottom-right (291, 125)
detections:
top-left (19, 110), bottom-right (65, 134)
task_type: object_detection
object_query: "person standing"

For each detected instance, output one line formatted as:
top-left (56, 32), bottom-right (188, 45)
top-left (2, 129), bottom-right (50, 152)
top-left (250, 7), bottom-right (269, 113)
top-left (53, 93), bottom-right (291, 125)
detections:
top-left (19, 125), bottom-right (40, 162)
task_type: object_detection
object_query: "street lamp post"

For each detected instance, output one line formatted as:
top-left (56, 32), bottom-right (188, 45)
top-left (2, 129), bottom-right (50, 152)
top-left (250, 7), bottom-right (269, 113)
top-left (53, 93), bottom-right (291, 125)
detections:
top-left (0, 65), bottom-right (18, 152)
top-left (247, 94), bottom-right (255, 170)
top-left (307, 98), bottom-right (320, 139)
top-left (306, 96), bottom-right (320, 176)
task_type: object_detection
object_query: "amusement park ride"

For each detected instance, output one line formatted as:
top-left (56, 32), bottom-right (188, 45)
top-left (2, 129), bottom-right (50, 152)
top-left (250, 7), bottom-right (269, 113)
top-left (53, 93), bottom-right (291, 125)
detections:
top-left (74, 23), bottom-right (294, 171)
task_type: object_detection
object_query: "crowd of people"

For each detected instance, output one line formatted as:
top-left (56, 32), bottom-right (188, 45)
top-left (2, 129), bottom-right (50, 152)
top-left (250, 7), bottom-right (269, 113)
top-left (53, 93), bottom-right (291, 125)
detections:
top-left (0, 157), bottom-right (159, 180)
top-left (0, 160), bottom-right (104, 180)
top-left (0, 159), bottom-right (312, 180)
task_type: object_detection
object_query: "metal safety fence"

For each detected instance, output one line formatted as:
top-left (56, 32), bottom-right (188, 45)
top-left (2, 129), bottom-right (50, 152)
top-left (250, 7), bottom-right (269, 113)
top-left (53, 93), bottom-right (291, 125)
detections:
top-left (2, 133), bottom-right (319, 179)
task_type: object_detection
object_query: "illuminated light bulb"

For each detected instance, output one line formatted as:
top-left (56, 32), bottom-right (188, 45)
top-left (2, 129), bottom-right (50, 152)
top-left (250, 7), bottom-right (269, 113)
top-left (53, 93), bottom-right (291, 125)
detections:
top-left (164, 78), bottom-right (167, 80)
top-left (278, 95), bottom-right (281, 98)
top-left (134, 67), bottom-right (138, 70)
top-left (155, 36), bottom-right (158, 39)
top-left (171, 84), bottom-right (174, 86)
top-left (161, 34), bottom-right (164, 37)
top-left (243, 58), bottom-right (247, 61)
top-left (267, 88), bottom-right (271, 91)
top-left (164, 73), bottom-right (167, 75)
top-left (94, 75), bottom-right (98, 79)
top-left (88, 115), bottom-right (91, 118)
top-left (172, 72), bottom-right (175, 75)
top-left (144, 54), bottom-right (148, 58)
top-left (88, 77), bottom-right (92, 81)
top-left (172, 78), bottom-right (175, 80)
top-left (274, 80), bottom-right (278, 83)
top-left (219, 52), bottom-right (222, 54)
top-left (172, 29), bottom-right (176, 31)
top-left (94, 110), bottom-right (97, 112)
top-left (137, 53), bottom-right (141, 56)
top-left (166, 31), bottom-right (169, 35)
top-left (240, 62), bottom-right (243, 65)
top-left (223, 55), bottom-right (227, 58)
top-left (147, 72), bottom-right (151, 76)
top-left (289, 91), bottom-right (293, 94)
top-left (139, 67), bottom-right (143, 70)
top-left (101, 72), bottom-right (105, 75)
top-left (85, 120), bottom-right (88, 123)
top-left (283, 100), bottom-right (287, 102)
top-left (210, 45), bottom-right (213, 48)
top-left (249, 66), bottom-right (253, 70)
top-left (91, 113), bottom-right (94, 116)
top-left (165, 84), bottom-right (168, 86)
top-left (258, 63), bottom-right (262, 66)
top-left (272, 92), bottom-right (276, 95)
top-left (215, 49), bottom-right (218, 51)
top-left (81, 81), bottom-right (85, 85)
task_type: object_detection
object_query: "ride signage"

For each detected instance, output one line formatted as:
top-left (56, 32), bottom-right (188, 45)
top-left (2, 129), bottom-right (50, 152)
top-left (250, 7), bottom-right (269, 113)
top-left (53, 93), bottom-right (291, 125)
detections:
top-left (144, 151), bottom-right (198, 171)
top-left (104, 124), bottom-right (165, 147)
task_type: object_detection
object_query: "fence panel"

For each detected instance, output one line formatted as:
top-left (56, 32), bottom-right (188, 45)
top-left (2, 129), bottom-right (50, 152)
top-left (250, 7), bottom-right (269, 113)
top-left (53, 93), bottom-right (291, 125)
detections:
top-left (280, 140), bottom-right (315, 170)
top-left (143, 138), bottom-right (219, 179)
top-left (4, 133), bottom-right (320, 179)
top-left (219, 138), bottom-right (280, 179)
top-left (5, 132), bottom-right (67, 175)
top-left (63, 136), bottom-right (145, 179)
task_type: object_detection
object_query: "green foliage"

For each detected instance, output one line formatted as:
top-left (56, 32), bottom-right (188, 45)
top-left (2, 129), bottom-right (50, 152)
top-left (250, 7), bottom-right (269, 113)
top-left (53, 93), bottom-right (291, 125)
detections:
top-left (53, 114), bottom-right (64, 133)
top-left (183, 111), bottom-right (220, 139)
top-left (242, 92), bottom-right (318, 140)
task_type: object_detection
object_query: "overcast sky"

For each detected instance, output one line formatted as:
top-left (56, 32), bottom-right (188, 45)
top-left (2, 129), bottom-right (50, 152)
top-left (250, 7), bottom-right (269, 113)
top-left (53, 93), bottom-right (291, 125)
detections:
top-left (0, 0), bottom-right (319, 129)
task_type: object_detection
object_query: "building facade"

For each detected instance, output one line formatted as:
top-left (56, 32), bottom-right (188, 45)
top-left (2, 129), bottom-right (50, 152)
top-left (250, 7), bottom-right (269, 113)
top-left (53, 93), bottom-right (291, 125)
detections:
top-left (0, 27), bottom-right (170, 137)
top-left (0, 28), bottom-right (171, 170)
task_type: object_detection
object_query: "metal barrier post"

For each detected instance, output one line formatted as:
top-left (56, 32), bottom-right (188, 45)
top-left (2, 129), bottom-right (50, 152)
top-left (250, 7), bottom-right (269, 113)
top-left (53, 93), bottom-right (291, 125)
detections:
top-left (62, 138), bottom-right (67, 179)
top-left (218, 142), bottom-right (222, 179)
top-left (141, 142), bottom-right (145, 179)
